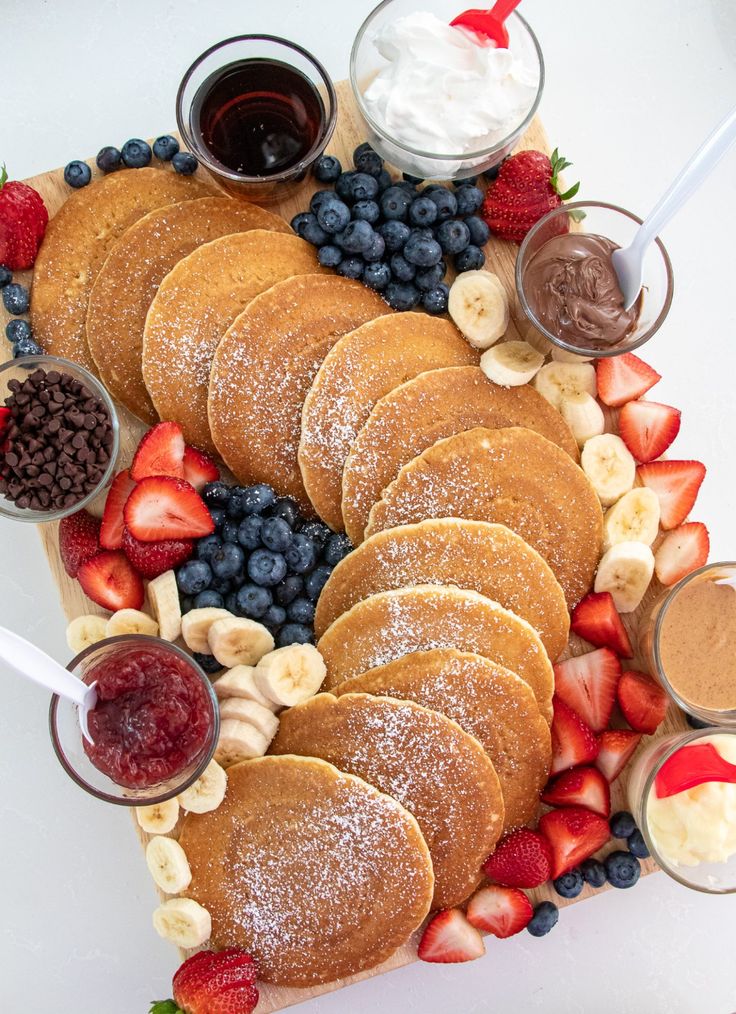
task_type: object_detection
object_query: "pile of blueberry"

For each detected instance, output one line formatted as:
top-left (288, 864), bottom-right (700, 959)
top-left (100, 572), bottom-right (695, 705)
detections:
top-left (63, 135), bottom-right (197, 190)
top-left (291, 142), bottom-right (491, 314)
top-left (175, 481), bottom-right (351, 657)
top-left (1, 267), bottom-right (41, 358)
top-left (552, 810), bottom-right (649, 900)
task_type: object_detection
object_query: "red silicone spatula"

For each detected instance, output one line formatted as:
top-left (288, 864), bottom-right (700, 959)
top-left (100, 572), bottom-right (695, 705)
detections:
top-left (654, 742), bottom-right (736, 799)
top-left (451, 0), bottom-right (522, 48)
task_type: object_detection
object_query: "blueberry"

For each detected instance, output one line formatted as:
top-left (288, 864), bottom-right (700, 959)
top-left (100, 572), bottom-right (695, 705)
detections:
top-left (353, 143), bottom-right (384, 178)
top-left (261, 516), bottom-right (293, 553)
top-left (220, 519), bottom-right (240, 543)
top-left (262, 603), bottom-right (287, 629)
top-left (153, 135), bottom-right (180, 161)
top-left (364, 261), bottom-right (391, 291)
top-left (210, 575), bottom-right (233, 595)
top-left (422, 283), bottom-right (450, 316)
top-left (305, 563), bottom-right (332, 601)
top-left (194, 589), bottom-right (224, 609)
top-left (226, 488), bottom-right (248, 520)
top-left (553, 868), bottom-right (584, 899)
top-left (269, 497), bottom-right (301, 528)
top-left (0, 265), bottom-right (11, 287)
top-left (378, 220), bottom-right (411, 252)
top-left (484, 161), bottom-right (503, 180)
top-left (290, 211), bottom-right (329, 246)
top-left (242, 484), bottom-right (277, 515)
top-left (277, 623), bottom-right (313, 647)
top-left (454, 175), bottom-right (478, 186)
top-left (310, 189), bottom-right (334, 215)
top-left (380, 186), bottom-right (413, 222)
top-left (627, 830), bottom-right (650, 859)
top-left (248, 548), bottom-right (288, 587)
top-left (313, 154), bottom-right (342, 183)
top-left (235, 582), bottom-right (273, 619)
top-left (298, 520), bottom-right (331, 547)
top-left (121, 138), bottom-right (152, 168)
top-left (384, 281), bottom-right (421, 311)
top-left (362, 232), bottom-right (385, 262)
top-left (609, 811), bottom-right (637, 839)
top-left (196, 533), bottom-right (222, 563)
top-left (208, 507), bottom-right (225, 530)
top-left (426, 188), bottom-right (458, 222)
top-left (236, 515), bottom-right (263, 550)
top-left (2, 283), bottom-right (29, 315)
top-left (346, 172), bottom-right (379, 202)
top-left (338, 219), bottom-right (375, 254)
top-left (394, 180), bottom-right (418, 195)
top-left (455, 244), bottom-right (485, 272)
top-left (13, 336), bottom-right (43, 357)
top-left (5, 318), bottom-right (32, 344)
top-left (287, 596), bottom-right (316, 624)
top-left (390, 253), bottom-right (416, 283)
top-left (210, 542), bottom-right (245, 580)
top-left (415, 263), bottom-right (446, 292)
top-left (580, 858), bottom-right (607, 888)
top-left (96, 146), bottom-right (122, 173)
top-left (64, 160), bottom-right (92, 188)
top-left (436, 219), bottom-right (471, 255)
top-left (454, 185), bottom-right (484, 216)
top-left (316, 197), bottom-right (351, 235)
top-left (323, 532), bottom-right (352, 566)
top-left (179, 595), bottom-right (194, 614)
top-left (351, 199), bottom-right (380, 225)
top-left (275, 574), bottom-right (304, 606)
top-left (464, 215), bottom-right (490, 247)
top-left (193, 651), bottom-right (222, 674)
top-left (336, 256), bottom-right (364, 280)
top-left (403, 233), bottom-right (443, 267)
top-left (318, 244), bottom-right (343, 268)
top-left (604, 850), bottom-right (641, 889)
top-left (285, 533), bottom-right (319, 574)
top-left (408, 196), bottom-right (438, 227)
top-left (176, 560), bottom-right (212, 595)
top-left (225, 591), bottom-right (238, 614)
top-left (335, 171), bottom-right (357, 202)
top-left (527, 901), bottom-right (559, 937)
top-left (402, 172), bottom-right (425, 184)
top-left (686, 713), bottom-right (713, 729)
top-left (376, 168), bottom-right (393, 192)
top-left (202, 481), bottom-right (230, 507)
top-left (172, 151), bottom-right (198, 175)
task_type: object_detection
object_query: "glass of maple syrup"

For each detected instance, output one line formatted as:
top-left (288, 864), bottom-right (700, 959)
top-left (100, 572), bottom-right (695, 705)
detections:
top-left (176, 35), bottom-right (337, 202)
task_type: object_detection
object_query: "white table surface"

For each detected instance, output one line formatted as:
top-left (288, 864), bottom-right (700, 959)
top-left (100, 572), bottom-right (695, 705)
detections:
top-left (1, 1), bottom-right (736, 1011)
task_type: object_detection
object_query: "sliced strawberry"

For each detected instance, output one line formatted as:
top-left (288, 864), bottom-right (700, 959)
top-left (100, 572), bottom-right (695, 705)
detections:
top-left (207, 982), bottom-right (259, 1014)
top-left (417, 908), bottom-right (485, 963)
top-left (637, 459), bottom-right (706, 530)
top-left (618, 400), bottom-right (681, 463)
top-left (554, 648), bottom-right (621, 732)
top-left (183, 445), bottom-right (220, 492)
top-left (171, 948), bottom-right (258, 1014)
top-left (58, 509), bottom-right (101, 578)
top-left (99, 469), bottom-right (136, 550)
top-left (595, 729), bottom-right (642, 782)
top-left (466, 885), bottom-right (533, 939)
top-left (124, 475), bottom-right (215, 542)
top-left (482, 827), bottom-right (553, 888)
top-left (0, 406), bottom-right (11, 439)
top-left (571, 591), bottom-right (633, 658)
top-left (617, 669), bottom-right (668, 735)
top-left (538, 806), bottom-right (610, 879)
top-left (596, 353), bottom-right (661, 407)
top-left (121, 527), bottom-right (193, 579)
top-left (654, 522), bottom-right (709, 586)
top-left (542, 765), bottom-right (611, 818)
top-left (550, 697), bottom-right (600, 775)
top-left (77, 550), bottom-right (144, 611)
top-left (130, 420), bottom-right (185, 481)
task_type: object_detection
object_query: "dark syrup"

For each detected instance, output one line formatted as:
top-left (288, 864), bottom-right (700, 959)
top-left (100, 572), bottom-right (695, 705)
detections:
top-left (191, 58), bottom-right (325, 177)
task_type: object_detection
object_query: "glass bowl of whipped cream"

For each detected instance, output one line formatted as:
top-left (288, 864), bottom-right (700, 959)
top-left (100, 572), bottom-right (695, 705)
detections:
top-left (350, 0), bottom-right (543, 181)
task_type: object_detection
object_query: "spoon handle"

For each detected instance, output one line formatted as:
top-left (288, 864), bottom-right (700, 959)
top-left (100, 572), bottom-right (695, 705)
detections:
top-left (0, 625), bottom-right (90, 706)
top-left (490, 0), bottom-right (522, 20)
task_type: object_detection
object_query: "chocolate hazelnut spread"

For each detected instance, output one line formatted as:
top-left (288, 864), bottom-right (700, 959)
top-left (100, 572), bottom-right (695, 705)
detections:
top-left (523, 233), bottom-right (641, 349)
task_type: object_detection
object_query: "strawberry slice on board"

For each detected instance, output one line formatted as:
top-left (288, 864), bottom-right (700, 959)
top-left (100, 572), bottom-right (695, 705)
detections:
top-left (183, 445), bottom-right (220, 492)
top-left (77, 550), bottom-right (144, 611)
top-left (417, 908), bottom-right (485, 963)
top-left (482, 827), bottom-right (553, 888)
top-left (542, 765), bottom-right (611, 818)
top-left (58, 509), bottom-right (101, 578)
top-left (124, 476), bottom-right (215, 542)
top-left (595, 729), bottom-right (642, 782)
top-left (538, 806), bottom-right (610, 879)
top-left (162, 947), bottom-right (259, 1014)
top-left (596, 353), bottom-right (661, 407)
top-left (617, 669), bottom-right (669, 735)
top-left (618, 400), bottom-right (681, 463)
top-left (654, 522), bottom-right (710, 586)
top-left (130, 421), bottom-right (186, 482)
top-left (99, 469), bottom-right (136, 550)
top-left (550, 697), bottom-right (600, 775)
top-left (637, 459), bottom-right (706, 530)
top-left (554, 647), bottom-right (622, 732)
top-left (121, 527), bottom-right (193, 580)
top-left (571, 591), bottom-right (633, 658)
top-left (466, 885), bottom-right (533, 939)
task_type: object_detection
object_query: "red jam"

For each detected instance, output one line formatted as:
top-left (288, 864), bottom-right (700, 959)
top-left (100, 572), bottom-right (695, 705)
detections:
top-left (82, 645), bottom-right (213, 789)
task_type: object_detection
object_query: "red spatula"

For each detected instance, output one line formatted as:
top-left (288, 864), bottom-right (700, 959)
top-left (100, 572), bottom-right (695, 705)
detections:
top-left (450, 0), bottom-right (522, 48)
top-left (654, 742), bottom-right (736, 799)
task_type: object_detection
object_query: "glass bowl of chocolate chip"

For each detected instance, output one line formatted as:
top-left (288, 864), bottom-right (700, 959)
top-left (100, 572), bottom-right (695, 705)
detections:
top-left (0, 356), bottom-right (119, 523)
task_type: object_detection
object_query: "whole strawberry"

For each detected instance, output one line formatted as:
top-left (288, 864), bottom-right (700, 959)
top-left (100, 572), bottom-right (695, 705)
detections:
top-left (0, 165), bottom-right (49, 270)
top-left (151, 948), bottom-right (259, 1014)
top-left (481, 148), bottom-right (579, 244)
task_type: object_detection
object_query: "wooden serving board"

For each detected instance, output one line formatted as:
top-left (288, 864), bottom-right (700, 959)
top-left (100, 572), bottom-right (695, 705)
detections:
top-left (1, 80), bottom-right (688, 1013)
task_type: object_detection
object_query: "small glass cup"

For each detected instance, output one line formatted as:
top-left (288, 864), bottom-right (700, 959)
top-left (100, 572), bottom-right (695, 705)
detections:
top-left (176, 34), bottom-right (338, 203)
top-left (628, 727), bottom-right (736, 893)
top-left (49, 636), bottom-right (219, 806)
top-left (516, 201), bottom-right (674, 359)
top-left (0, 355), bottom-right (119, 524)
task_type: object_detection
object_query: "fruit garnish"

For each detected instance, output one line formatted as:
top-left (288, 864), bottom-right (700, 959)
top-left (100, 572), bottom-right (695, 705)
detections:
top-left (151, 948), bottom-right (259, 1014)
top-left (618, 400), bottom-right (681, 463)
top-left (183, 445), bottom-right (220, 492)
top-left (124, 476), bottom-right (215, 542)
top-left (417, 908), bottom-right (485, 963)
top-left (654, 521), bottom-right (709, 586)
top-left (550, 697), bottom-right (600, 775)
top-left (77, 549), bottom-right (144, 611)
top-left (596, 352), bottom-right (661, 407)
top-left (595, 729), bottom-right (642, 782)
top-left (542, 765), bottom-right (611, 818)
top-left (121, 527), bottom-right (193, 579)
top-left (99, 469), bottom-right (136, 550)
top-left (466, 885), bottom-right (533, 938)
top-left (654, 742), bottom-right (736, 799)
top-left (571, 591), bottom-right (633, 658)
top-left (554, 647), bottom-right (622, 732)
top-left (617, 669), bottom-right (668, 735)
top-left (538, 806), bottom-right (610, 879)
top-left (58, 509), bottom-right (101, 578)
top-left (637, 459), bottom-right (706, 530)
top-left (130, 421), bottom-right (186, 481)
top-left (482, 827), bottom-right (552, 888)
top-left (0, 405), bottom-right (11, 441)
top-left (0, 163), bottom-right (49, 270)
top-left (481, 148), bottom-right (580, 244)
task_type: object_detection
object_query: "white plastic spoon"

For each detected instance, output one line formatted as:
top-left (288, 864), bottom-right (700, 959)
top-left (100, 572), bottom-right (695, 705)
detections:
top-left (613, 104), bottom-right (736, 310)
top-left (0, 625), bottom-right (98, 743)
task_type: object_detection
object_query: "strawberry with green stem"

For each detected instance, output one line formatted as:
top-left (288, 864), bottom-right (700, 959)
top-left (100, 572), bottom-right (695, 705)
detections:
top-left (0, 164), bottom-right (48, 270)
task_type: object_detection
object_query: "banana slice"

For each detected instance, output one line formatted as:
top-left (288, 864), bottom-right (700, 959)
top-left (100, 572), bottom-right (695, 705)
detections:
top-left (533, 361), bottom-right (597, 410)
top-left (106, 608), bottom-right (159, 638)
top-left (146, 835), bottom-right (192, 894)
top-left (594, 541), bottom-right (655, 613)
top-left (181, 607), bottom-right (233, 653)
top-left (208, 617), bottom-right (274, 668)
top-left (480, 340), bottom-right (545, 387)
top-left (214, 719), bottom-right (269, 767)
top-left (178, 759), bottom-right (228, 814)
top-left (152, 897), bottom-right (211, 948)
top-left (551, 346), bottom-right (594, 363)
top-left (254, 643), bottom-right (326, 707)
top-left (581, 433), bottom-right (636, 506)
top-left (147, 570), bottom-right (182, 642)
top-left (219, 698), bottom-right (280, 741)
top-left (212, 666), bottom-right (280, 713)
top-left (448, 270), bottom-right (509, 349)
top-left (136, 798), bottom-right (180, 835)
top-left (560, 391), bottom-right (606, 448)
top-left (66, 614), bottom-right (108, 654)
top-left (603, 487), bottom-right (661, 550)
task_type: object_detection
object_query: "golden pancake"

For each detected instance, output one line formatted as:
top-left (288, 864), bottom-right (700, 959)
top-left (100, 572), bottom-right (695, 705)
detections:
top-left (366, 427), bottom-right (603, 608)
top-left (341, 365), bottom-right (579, 544)
top-left (317, 584), bottom-right (554, 718)
top-left (298, 313), bottom-right (477, 529)
top-left (179, 755), bottom-right (433, 987)
top-left (337, 649), bottom-right (551, 829)
top-left (142, 233), bottom-right (324, 455)
top-left (314, 518), bottom-right (569, 660)
top-left (270, 693), bottom-right (503, 908)
top-left (208, 275), bottom-right (388, 512)
top-left (86, 197), bottom-right (290, 424)
top-left (31, 168), bottom-right (211, 373)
